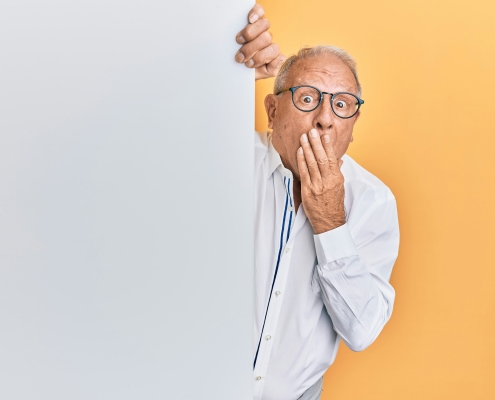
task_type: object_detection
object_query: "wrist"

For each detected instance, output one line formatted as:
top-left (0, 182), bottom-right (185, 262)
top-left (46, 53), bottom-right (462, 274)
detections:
top-left (313, 219), bottom-right (346, 234)
top-left (310, 207), bottom-right (346, 234)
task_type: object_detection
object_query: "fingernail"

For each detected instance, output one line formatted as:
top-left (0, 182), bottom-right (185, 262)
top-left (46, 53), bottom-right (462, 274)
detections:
top-left (323, 135), bottom-right (330, 143)
top-left (236, 35), bottom-right (246, 44)
top-left (298, 147), bottom-right (303, 154)
top-left (235, 51), bottom-right (245, 63)
top-left (279, 57), bottom-right (286, 66)
top-left (310, 129), bottom-right (318, 138)
top-left (301, 134), bottom-right (308, 142)
top-left (246, 59), bottom-right (254, 67)
top-left (249, 13), bottom-right (259, 23)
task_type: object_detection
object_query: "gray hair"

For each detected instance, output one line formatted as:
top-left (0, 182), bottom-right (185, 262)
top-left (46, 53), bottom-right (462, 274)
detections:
top-left (274, 45), bottom-right (362, 97)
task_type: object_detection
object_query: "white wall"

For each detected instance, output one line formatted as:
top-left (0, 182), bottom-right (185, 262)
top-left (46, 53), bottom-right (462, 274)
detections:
top-left (0, 1), bottom-right (253, 398)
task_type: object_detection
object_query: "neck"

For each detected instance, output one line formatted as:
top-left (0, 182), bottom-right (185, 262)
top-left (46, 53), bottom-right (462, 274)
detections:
top-left (292, 178), bottom-right (302, 212)
top-left (279, 154), bottom-right (303, 212)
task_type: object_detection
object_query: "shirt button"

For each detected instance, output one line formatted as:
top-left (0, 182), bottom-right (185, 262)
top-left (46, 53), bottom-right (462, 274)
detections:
top-left (256, 376), bottom-right (262, 381)
top-left (275, 291), bottom-right (281, 296)
top-left (266, 335), bottom-right (272, 340)
top-left (285, 247), bottom-right (290, 253)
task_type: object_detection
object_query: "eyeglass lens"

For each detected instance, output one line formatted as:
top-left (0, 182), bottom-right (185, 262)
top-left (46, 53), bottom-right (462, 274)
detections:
top-left (292, 86), bottom-right (360, 118)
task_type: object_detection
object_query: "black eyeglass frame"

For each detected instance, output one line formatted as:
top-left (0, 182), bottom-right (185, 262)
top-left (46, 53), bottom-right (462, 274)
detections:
top-left (276, 85), bottom-right (365, 119)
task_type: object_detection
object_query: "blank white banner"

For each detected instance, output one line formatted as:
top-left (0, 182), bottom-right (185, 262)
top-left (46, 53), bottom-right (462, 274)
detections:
top-left (0, 1), bottom-right (253, 399)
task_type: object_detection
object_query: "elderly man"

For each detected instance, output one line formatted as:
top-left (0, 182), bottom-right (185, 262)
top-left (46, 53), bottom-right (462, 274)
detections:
top-left (236, 5), bottom-right (399, 400)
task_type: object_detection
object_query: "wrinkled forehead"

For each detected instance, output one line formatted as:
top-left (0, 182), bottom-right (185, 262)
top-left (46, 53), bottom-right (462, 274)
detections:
top-left (287, 55), bottom-right (358, 93)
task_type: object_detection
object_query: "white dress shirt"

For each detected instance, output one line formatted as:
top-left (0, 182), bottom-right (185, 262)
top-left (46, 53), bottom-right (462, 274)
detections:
top-left (253, 131), bottom-right (399, 400)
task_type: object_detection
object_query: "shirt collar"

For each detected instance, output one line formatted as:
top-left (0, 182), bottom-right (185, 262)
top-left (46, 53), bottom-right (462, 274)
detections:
top-left (267, 133), bottom-right (284, 179)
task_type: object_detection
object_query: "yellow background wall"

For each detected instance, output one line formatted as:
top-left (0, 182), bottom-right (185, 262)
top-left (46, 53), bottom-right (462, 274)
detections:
top-left (255, 0), bottom-right (495, 398)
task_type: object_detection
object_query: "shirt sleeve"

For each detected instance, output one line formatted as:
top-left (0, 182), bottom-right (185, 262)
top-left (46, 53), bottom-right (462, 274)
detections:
top-left (313, 195), bottom-right (399, 352)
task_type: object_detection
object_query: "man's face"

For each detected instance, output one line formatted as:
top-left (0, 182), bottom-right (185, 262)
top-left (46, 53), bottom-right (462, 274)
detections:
top-left (265, 54), bottom-right (360, 180)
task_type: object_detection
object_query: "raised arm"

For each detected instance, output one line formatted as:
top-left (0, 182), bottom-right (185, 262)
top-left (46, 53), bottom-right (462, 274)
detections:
top-left (298, 129), bottom-right (399, 351)
top-left (235, 4), bottom-right (286, 80)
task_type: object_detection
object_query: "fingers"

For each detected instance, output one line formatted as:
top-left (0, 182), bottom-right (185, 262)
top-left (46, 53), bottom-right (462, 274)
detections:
top-left (235, 31), bottom-right (272, 64)
top-left (236, 4), bottom-right (282, 81)
top-left (249, 43), bottom-right (280, 68)
top-left (305, 129), bottom-right (333, 179)
top-left (255, 53), bottom-right (286, 80)
top-left (248, 4), bottom-right (265, 23)
top-left (297, 147), bottom-right (311, 185)
top-left (300, 133), bottom-right (321, 182)
top-left (321, 134), bottom-right (338, 164)
top-left (236, 18), bottom-right (270, 44)
top-left (300, 130), bottom-right (343, 183)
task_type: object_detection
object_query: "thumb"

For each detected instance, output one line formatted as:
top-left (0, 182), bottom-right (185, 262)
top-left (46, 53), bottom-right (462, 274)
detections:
top-left (257, 54), bottom-right (286, 80)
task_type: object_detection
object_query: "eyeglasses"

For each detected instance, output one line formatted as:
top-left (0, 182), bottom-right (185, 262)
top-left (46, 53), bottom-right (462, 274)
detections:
top-left (276, 85), bottom-right (364, 119)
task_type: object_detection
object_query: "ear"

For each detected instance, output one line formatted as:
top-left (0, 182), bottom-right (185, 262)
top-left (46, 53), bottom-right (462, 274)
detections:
top-left (264, 94), bottom-right (278, 129)
top-left (354, 110), bottom-right (361, 123)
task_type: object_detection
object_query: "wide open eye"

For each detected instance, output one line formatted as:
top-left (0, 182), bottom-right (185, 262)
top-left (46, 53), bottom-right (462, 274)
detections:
top-left (302, 95), bottom-right (314, 104)
top-left (293, 86), bottom-right (320, 110)
top-left (332, 93), bottom-right (359, 117)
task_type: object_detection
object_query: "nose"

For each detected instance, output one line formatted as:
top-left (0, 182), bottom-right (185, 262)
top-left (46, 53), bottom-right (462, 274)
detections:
top-left (313, 93), bottom-right (335, 133)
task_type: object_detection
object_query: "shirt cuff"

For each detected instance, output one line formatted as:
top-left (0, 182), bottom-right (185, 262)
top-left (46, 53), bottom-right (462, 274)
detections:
top-left (314, 223), bottom-right (358, 265)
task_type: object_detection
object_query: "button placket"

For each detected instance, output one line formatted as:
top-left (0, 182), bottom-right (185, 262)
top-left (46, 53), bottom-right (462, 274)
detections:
top-left (254, 240), bottom-right (293, 382)
top-left (254, 175), bottom-right (297, 397)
